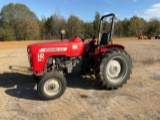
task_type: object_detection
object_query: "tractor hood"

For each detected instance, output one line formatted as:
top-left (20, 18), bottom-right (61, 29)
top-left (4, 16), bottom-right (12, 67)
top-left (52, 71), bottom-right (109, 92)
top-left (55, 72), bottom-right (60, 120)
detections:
top-left (27, 37), bottom-right (85, 57)
top-left (28, 40), bottom-right (69, 53)
top-left (29, 41), bottom-right (69, 48)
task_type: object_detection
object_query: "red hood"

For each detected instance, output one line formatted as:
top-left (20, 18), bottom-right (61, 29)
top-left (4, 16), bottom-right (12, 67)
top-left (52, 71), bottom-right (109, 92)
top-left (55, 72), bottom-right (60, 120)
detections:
top-left (28, 40), bottom-right (70, 53)
top-left (27, 37), bottom-right (84, 57)
top-left (29, 40), bottom-right (69, 47)
top-left (28, 37), bottom-right (83, 52)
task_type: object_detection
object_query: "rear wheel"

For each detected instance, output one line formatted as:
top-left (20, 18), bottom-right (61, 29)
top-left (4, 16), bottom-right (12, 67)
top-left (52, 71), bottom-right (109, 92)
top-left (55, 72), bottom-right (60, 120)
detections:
top-left (38, 72), bottom-right (67, 100)
top-left (96, 48), bottom-right (132, 89)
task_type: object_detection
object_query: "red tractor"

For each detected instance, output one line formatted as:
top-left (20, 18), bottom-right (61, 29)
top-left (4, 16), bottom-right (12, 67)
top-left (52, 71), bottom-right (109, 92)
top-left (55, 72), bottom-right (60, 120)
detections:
top-left (27, 13), bottom-right (132, 100)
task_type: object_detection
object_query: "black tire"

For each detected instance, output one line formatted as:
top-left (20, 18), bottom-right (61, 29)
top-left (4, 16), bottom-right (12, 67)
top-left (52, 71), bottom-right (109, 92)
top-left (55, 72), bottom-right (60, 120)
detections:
top-left (96, 48), bottom-right (132, 89)
top-left (38, 72), bottom-right (67, 100)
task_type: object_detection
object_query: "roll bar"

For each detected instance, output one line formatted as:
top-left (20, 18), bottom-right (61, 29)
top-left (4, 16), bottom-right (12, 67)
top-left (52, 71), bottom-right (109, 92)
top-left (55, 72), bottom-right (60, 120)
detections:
top-left (98, 13), bottom-right (115, 45)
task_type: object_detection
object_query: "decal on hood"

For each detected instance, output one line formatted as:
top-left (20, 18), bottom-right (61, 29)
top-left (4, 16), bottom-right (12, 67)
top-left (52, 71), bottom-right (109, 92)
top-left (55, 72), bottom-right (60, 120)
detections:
top-left (72, 45), bottom-right (78, 49)
top-left (38, 53), bottom-right (44, 61)
top-left (39, 47), bottom-right (68, 52)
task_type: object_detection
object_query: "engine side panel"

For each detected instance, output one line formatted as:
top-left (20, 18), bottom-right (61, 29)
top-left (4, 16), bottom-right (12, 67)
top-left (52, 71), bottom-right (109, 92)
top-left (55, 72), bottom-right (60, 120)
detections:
top-left (28, 37), bottom-right (84, 74)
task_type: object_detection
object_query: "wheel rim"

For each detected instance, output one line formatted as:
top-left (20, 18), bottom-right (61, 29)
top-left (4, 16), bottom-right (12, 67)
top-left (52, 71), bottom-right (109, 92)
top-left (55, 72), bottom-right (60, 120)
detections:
top-left (43, 79), bottom-right (62, 96)
top-left (106, 56), bottom-right (127, 83)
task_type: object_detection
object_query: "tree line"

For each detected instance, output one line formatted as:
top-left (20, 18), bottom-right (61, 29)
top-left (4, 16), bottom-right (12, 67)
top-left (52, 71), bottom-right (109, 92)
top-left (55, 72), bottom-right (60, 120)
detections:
top-left (0, 3), bottom-right (160, 41)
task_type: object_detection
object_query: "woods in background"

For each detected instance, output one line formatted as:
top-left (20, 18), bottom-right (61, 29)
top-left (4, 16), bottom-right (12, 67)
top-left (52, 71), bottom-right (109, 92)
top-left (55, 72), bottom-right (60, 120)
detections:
top-left (0, 3), bottom-right (160, 41)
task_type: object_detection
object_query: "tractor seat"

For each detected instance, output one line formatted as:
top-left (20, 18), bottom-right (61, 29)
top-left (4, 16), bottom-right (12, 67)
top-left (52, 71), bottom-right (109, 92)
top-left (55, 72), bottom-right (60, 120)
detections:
top-left (100, 33), bottom-right (110, 45)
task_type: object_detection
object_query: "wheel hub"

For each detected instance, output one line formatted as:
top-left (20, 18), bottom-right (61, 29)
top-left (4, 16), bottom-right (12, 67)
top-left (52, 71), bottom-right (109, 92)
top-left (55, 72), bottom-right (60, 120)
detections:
top-left (107, 60), bottom-right (121, 78)
top-left (44, 79), bottom-right (61, 96)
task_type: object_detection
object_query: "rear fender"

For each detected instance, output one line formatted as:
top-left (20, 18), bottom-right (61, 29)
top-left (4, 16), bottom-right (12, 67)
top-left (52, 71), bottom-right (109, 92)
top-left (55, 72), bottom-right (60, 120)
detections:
top-left (97, 44), bottom-right (124, 53)
top-left (95, 44), bottom-right (124, 60)
top-left (106, 44), bottom-right (124, 50)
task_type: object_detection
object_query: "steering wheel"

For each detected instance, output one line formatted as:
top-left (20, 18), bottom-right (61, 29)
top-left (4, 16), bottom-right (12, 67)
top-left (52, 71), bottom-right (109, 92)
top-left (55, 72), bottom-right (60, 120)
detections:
top-left (80, 33), bottom-right (90, 41)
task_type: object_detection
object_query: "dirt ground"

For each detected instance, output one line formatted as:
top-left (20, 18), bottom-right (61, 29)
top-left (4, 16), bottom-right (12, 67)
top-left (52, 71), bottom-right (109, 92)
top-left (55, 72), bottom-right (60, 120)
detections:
top-left (0, 38), bottom-right (160, 120)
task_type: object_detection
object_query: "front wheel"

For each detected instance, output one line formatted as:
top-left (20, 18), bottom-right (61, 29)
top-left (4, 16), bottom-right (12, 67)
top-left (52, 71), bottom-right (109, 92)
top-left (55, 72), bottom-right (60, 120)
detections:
top-left (38, 72), bottom-right (67, 100)
top-left (96, 48), bottom-right (132, 89)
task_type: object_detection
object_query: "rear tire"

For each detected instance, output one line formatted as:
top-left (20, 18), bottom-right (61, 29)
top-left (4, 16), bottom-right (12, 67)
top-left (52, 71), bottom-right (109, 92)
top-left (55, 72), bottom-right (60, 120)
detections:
top-left (38, 72), bottom-right (67, 100)
top-left (96, 48), bottom-right (132, 89)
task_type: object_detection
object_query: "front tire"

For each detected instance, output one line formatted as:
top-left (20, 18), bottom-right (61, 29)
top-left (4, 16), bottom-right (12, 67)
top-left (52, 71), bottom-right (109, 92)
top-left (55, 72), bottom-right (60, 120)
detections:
top-left (96, 48), bottom-right (132, 89)
top-left (38, 72), bottom-right (67, 100)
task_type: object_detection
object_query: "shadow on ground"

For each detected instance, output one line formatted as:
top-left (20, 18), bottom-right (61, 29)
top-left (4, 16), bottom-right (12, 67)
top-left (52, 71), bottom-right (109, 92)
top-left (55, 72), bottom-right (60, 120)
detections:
top-left (0, 72), bottom-right (42, 100)
top-left (66, 73), bottom-right (102, 90)
top-left (0, 69), bottom-right (101, 101)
